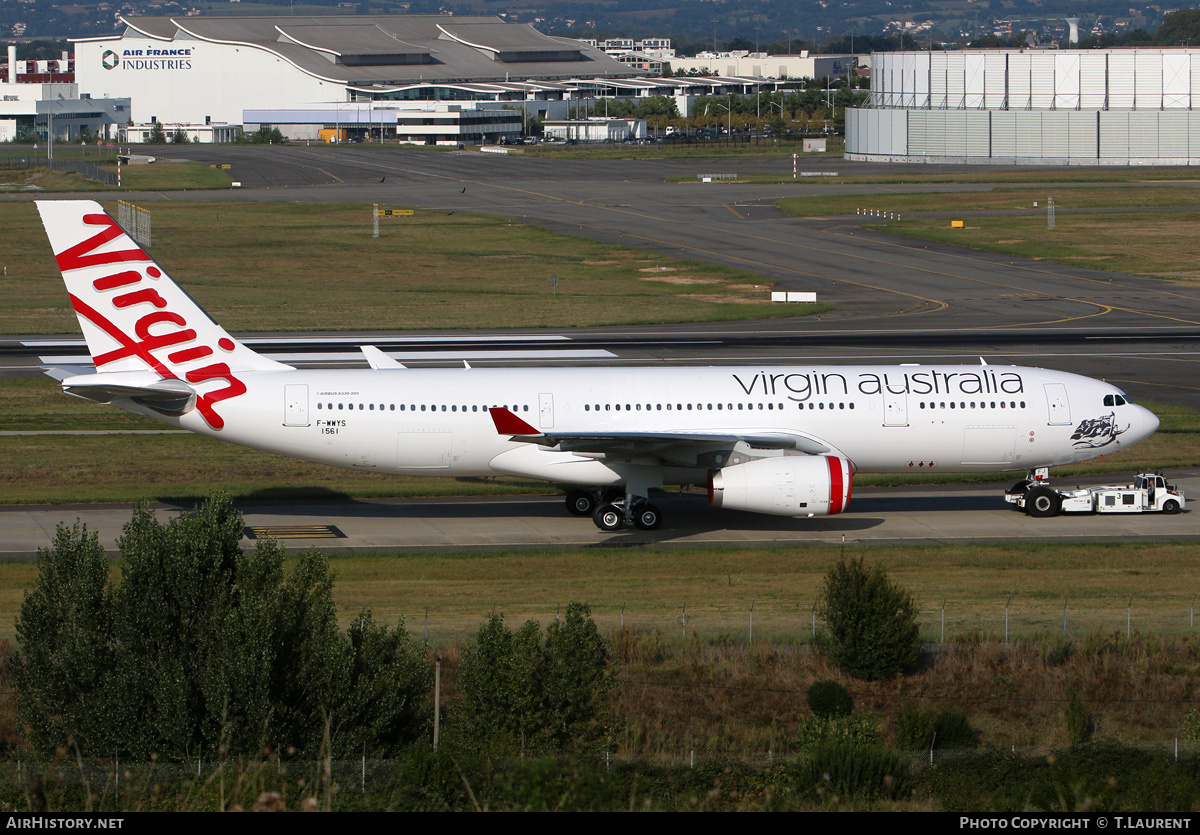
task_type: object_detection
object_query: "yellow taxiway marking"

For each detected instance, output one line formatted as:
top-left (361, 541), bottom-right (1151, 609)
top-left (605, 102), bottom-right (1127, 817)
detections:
top-left (245, 524), bottom-right (344, 540)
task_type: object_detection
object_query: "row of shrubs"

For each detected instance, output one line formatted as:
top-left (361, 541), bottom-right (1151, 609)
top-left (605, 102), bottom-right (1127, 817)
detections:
top-left (1, 741), bottom-right (1193, 812)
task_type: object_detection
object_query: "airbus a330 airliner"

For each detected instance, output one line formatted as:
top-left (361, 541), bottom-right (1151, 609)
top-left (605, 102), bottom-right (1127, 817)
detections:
top-left (35, 200), bottom-right (1160, 530)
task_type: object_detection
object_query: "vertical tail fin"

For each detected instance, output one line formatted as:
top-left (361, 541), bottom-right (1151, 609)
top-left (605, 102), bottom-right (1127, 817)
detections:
top-left (36, 200), bottom-right (290, 429)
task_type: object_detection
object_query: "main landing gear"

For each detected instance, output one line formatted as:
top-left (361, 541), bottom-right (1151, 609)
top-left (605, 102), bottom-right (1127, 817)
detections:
top-left (564, 489), bottom-right (662, 531)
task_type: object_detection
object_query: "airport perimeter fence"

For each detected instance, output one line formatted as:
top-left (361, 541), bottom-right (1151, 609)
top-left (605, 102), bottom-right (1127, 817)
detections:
top-left (644, 133), bottom-right (819, 149)
top-left (117, 199), bottom-right (151, 247)
top-left (414, 600), bottom-right (1200, 647)
top-left (1, 741), bottom-right (1197, 803)
top-left (0, 154), bottom-right (116, 186)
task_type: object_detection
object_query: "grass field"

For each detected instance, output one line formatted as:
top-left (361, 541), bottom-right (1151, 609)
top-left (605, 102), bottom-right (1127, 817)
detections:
top-left (777, 186), bottom-right (1200, 217)
top-left (686, 168), bottom-right (1200, 185)
top-left (0, 201), bottom-right (821, 334)
top-left (870, 210), bottom-right (1200, 282)
top-left (524, 138), bottom-right (842, 161)
top-left (0, 162), bottom-right (233, 192)
top-left (0, 539), bottom-right (1196, 647)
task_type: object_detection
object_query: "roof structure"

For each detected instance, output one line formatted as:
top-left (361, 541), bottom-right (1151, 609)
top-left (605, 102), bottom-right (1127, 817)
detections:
top-left (107, 14), bottom-right (640, 86)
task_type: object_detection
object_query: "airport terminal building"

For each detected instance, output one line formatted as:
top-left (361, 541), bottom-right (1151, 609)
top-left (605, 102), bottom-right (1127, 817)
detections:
top-left (846, 48), bottom-right (1200, 165)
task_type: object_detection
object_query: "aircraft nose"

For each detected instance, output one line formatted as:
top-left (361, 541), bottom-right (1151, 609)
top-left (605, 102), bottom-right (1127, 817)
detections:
top-left (1137, 406), bottom-right (1160, 441)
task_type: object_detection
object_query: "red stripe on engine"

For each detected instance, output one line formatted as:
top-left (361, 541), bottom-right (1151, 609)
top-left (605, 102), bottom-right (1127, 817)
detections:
top-left (827, 456), bottom-right (845, 515)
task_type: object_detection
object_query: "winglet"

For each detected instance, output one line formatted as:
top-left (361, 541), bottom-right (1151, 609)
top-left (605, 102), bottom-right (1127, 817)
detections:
top-left (360, 345), bottom-right (406, 369)
top-left (489, 407), bottom-right (541, 436)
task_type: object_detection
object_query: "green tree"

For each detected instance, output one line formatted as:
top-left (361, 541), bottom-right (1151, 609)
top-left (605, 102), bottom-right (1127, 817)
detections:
top-left (146, 121), bottom-right (167, 144)
top-left (14, 522), bottom-right (118, 754)
top-left (1155, 10), bottom-right (1200, 45)
top-left (816, 556), bottom-right (918, 680)
top-left (170, 128), bottom-right (190, 144)
top-left (240, 126), bottom-right (284, 145)
top-left (14, 496), bottom-right (431, 760)
top-left (456, 603), bottom-right (615, 754)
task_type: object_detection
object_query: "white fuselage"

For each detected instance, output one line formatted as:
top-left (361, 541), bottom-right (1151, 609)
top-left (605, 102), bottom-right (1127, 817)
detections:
top-left (144, 363), bottom-right (1158, 484)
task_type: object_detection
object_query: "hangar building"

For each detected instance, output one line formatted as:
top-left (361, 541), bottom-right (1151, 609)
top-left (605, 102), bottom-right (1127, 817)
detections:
top-left (72, 14), bottom-right (641, 142)
top-left (846, 48), bottom-right (1200, 165)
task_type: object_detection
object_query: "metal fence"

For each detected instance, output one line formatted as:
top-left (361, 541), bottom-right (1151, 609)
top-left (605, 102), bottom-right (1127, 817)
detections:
top-left (0, 155), bottom-right (117, 186)
top-left (439, 600), bottom-right (1200, 647)
top-left (1, 740), bottom-right (1196, 799)
top-left (116, 200), bottom-right (151, 247)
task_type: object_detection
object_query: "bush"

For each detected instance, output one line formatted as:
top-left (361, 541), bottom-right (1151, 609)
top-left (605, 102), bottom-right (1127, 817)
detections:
top-left (807, 680), bottom-right (853, 718)
top-left (896, 704), bottom-right (978, 750)
top-left (14, 496), bottom-right (431, 760)
top-left (896, 702), bottom-right (932, 750)
top-left (1180, 707), bottom-right (1200, 743)
top-left (455, 602), bottom-right (616, 754)
top-left (793, 742), bottom-right (912, 803)
top-left (1066, 693), bottom-right (1096, 745)
top-left (796, 712), bottom-right (882, 750)
top-left (931, 709), bottom-right (979, 750)
top-left (240, 126), bottom-right (285, 145)
top-left (816, 556), bottom-right (919, 680)
top-left (924, 744), bottom-right (1197, 813)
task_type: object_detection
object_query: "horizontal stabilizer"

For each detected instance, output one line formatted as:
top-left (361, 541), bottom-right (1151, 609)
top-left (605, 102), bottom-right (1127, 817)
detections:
top-left (61, 372), bottom-right (196, 415)
top-left (42, 365), bottom-right (94, 382)
top-left (360, 345), bottom-right (406, 370)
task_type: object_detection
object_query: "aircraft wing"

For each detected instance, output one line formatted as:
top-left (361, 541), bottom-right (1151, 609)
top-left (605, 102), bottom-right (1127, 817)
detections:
top-left (488, 407), bottom-right (836, 456)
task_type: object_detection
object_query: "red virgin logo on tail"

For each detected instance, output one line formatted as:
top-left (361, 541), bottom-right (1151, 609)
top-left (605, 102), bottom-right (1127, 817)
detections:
top-left (58, 213), bottom-right (245, 430)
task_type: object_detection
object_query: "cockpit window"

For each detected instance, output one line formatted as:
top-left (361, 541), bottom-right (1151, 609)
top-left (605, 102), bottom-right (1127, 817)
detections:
top-left (1104, 394), bottom-right (1130, 407)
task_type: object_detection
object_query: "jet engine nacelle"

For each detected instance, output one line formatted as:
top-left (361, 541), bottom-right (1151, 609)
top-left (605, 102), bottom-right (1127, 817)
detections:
top-left (708, 455), bottom-right (853, 517)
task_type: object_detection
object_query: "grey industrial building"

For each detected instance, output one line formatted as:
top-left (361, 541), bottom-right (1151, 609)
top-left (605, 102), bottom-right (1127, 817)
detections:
top-left (846, 48), bottom-right (1200, 165)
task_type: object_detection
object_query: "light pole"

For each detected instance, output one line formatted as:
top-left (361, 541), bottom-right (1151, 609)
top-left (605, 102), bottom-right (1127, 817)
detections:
top-left (769, 99), bottom-right (784, 125)
top-left (714, 99), bottom-right (731, 138)
top-left (45, 95), bottom-right (66, 160)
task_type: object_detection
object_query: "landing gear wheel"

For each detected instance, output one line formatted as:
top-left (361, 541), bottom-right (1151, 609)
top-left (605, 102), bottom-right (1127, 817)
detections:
top-left (1163, 499), bottom-right (1181, 515)
top-left (565, 490), bottom-right (597, 517)
top-left (1025, 487), bottom-right (1062, 518)
top-left (632, 503), bottom-right (662, 531)
top-left (593, 503), bottom-right (625, 531)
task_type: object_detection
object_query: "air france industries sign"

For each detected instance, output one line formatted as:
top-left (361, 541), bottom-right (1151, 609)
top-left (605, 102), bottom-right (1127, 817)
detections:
top-left (103, 46), bottom-right (194, 71)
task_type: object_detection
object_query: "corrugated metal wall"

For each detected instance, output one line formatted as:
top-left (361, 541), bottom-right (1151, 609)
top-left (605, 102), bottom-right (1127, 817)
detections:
top-left (848, 48), bottom-right (1200, 162)
top-left (869, 48), bottom-right (1200, 110)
